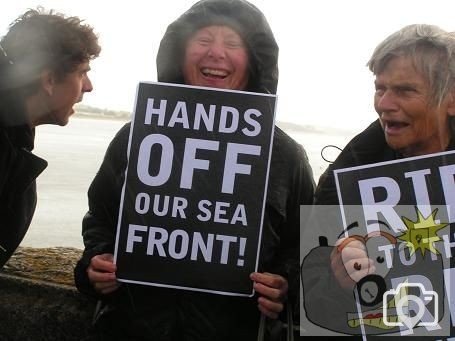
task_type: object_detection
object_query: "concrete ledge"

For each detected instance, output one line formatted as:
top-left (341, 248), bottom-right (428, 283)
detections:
top-left (0, 247), bottom-right (96, 341)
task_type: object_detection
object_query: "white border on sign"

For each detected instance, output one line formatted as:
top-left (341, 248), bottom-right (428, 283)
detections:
top-left (113, 81), bottom-right (277, 297)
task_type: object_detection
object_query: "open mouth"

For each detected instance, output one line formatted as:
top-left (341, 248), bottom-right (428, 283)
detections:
top-left (383, 120), bottom-right (410, 134)
top-left (201, 68), bottom-right (228, 79)
top-left (347, 293), bottom-right (401, 330)
top-left (347, 310), bottom-right (398, 329)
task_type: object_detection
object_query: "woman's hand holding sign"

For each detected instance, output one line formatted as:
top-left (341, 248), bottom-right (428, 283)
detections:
top-left (250, 272), bottom-right (288, 319)
top-left (87, 253), bottom-right (121, 295)
top-left (330, 237), bottom-right (375, 291)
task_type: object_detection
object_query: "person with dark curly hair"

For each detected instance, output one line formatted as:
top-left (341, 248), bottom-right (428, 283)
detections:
top-left (74, 0), bottom-right (314, 340)
top-left (0, 8), bottom-right (101, 268)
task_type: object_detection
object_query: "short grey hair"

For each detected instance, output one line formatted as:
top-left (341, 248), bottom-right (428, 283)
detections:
top-left (367, 24), bottom-right (455, 108)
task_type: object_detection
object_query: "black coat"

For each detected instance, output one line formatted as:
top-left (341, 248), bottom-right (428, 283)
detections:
top-left (74, 0), bottom-right (314, 339)
top-left (0, 125), bottom-right (47, 268)
top-left (303, 119), bottom-right (454, 339)
top-left (314, 120), bottom-right (395, 206)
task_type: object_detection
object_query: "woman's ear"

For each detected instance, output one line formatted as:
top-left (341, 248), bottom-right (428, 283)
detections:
top-left (40, 69), bottom-right (55, 96)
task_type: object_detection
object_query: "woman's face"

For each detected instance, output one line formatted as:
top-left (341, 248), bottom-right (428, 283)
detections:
top-left (374, 55), bottom-right (455, 156)
top-left (183, 25), bottom-right (249, 90)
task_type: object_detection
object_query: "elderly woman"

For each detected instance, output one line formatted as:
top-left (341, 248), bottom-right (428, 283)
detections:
top-left (315, 24), bottom-right (455, 205)
top-left (302, 24), bottom-right (455, 336)
top-left (74, 0), bottom-right (314, 339)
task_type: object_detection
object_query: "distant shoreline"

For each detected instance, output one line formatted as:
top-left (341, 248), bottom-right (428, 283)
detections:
top-left (275, 121), bottom-right (356, 136)
top-left (74, 111), bottom-right (130, 122)
top-left (26, 115), bottom-right (348, 248)
top-left (74, 110), bottom-right (355, 136)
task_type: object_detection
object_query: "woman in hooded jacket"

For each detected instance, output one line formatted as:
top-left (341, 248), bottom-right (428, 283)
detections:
top-left (74, 0), bottom-right (314, 339)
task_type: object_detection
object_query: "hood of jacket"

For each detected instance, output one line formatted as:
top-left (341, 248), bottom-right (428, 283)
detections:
top-left (156, 0), bottom-right (279, 94)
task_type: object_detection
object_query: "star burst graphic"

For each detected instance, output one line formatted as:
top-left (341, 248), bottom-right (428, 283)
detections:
top-left (398, 207), bottom-right (447, 256)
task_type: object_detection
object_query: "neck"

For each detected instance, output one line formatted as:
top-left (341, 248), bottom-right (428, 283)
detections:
top-left (25, 92), bottom-right (49, 128)
top-left (400, 134), bottom-right (451, 158)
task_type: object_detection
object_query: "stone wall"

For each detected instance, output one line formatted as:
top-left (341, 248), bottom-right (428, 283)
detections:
top-left (0, 247), bottom-right (96, 341)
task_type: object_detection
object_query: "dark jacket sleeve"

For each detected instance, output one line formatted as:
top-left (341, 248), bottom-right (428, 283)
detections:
top-left (287, 140), bottom-right (315, 317)
top-left (286, 139), bottom-right (314, 295)
top-left (0, 129), bottom-right (12, 197)
top-left (0, 128), bottom-right (47, 269)
top-left (74, 123), bottom-right (130, 297)
top-left (265, 128), bottom-right (315, 320)
top-left (0, 129), bottom-right (43, 203)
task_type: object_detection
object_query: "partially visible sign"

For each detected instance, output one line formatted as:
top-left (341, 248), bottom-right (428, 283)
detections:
top-left (335, 150), bottom-right (455, 233)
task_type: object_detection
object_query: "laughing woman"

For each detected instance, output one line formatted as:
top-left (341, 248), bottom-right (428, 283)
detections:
top-left (74, 0), bottom-right (314, 340)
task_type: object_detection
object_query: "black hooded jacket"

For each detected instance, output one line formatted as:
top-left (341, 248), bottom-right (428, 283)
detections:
top-left (0, 124), bottom-right (47, 268)
top-left (0, 44), bottom-right (48, 269)
top-left (304, 119), bottom-right (455, 339)
top-left (74, 0), bottom-right (314, 339)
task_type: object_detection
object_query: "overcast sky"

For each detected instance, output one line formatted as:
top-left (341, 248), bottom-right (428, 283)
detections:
top-left (2, 0), bottom-right (455, 130)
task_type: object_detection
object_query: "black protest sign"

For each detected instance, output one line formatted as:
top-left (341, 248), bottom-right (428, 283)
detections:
top-left (332, 151), bottom-right (455, 336)
top-left (114, 82), bottom-right (276, 296)
top-left (335, 150), bottom-right (455, 233)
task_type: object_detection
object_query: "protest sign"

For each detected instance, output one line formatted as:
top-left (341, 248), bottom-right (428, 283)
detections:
top-left (334, 150), bottom-right (455, 232)
top-left (331, 151), bottom-right (455, 336)
top-left (300, 151), bottom-right (455, 337)
top-left (114, 82), bottom-right (276, 296)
